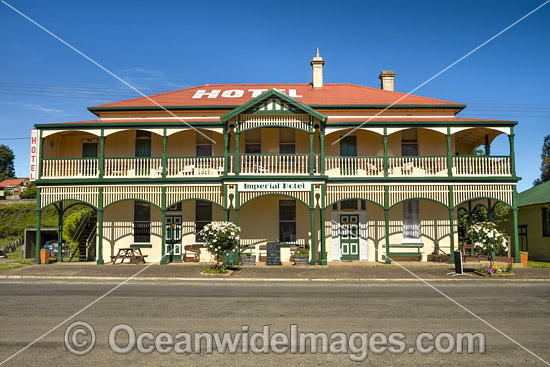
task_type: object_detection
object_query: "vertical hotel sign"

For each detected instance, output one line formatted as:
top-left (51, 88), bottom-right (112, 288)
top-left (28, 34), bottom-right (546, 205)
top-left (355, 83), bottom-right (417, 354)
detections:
top-left (29, 129), bottom-right (38, 181)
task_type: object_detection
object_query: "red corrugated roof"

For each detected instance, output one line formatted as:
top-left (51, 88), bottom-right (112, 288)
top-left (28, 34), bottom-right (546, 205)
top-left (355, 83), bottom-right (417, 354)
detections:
top-left (0, 178), bottom-right (27, 187)
top-left (90, 83), bottom-right (463, 109)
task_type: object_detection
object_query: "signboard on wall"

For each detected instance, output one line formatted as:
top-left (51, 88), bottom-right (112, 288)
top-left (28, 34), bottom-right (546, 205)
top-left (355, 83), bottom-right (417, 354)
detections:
top-left (238, 182), bottom-right (311, 192)
top-left (29, 129), bottom-right (38, 181)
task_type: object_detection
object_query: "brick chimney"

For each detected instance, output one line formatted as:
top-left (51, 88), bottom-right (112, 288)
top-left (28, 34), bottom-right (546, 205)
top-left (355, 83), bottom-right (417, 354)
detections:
top-left (310, 48), bottom-right (325, 88)
top-left (379, 70), bottom-right (396, 91)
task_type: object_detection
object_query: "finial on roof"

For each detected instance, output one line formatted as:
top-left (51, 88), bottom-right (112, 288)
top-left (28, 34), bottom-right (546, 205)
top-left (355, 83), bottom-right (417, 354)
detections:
top-left (316, 48), bottom-right (320, 57)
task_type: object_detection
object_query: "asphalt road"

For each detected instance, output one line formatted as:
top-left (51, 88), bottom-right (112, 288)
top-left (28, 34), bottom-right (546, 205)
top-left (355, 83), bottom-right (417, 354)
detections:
top-left (0, 280), bottom-right (549, 366)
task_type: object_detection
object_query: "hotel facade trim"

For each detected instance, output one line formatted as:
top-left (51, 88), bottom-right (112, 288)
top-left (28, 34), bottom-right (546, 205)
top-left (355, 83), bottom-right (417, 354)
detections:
top-left (31, 52), bottom-right (521, 265)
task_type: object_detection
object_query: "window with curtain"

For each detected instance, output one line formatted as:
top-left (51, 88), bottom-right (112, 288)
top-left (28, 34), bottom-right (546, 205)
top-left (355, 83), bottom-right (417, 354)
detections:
top-left (196, 131), bottom-right (213, 156)
top-left (401, 129), bottom-right (418, 156)
top-left (279, 128), bottom-right (296, 154)
top-left (135, 130), bottom-right (152, 157)
top-left (403, 199), bottom-right (421, 241)
top-left (279, 200), bottom-right (296, 243)
top-left (134, 201), bottom-right (151, 243)
top-left (339, 134), bottom-right (357, 157)
top-left (195, 200), bottom-right (212, 242)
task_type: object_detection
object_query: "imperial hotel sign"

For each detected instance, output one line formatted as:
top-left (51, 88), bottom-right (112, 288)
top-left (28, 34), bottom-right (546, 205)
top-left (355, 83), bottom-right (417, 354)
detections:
top-left (29, 50), bottom-right (520, 266)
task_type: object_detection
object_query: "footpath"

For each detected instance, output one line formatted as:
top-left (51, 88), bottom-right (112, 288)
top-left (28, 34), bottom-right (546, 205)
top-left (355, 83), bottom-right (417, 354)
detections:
top-left (1, 261), bottom-right (549, 282)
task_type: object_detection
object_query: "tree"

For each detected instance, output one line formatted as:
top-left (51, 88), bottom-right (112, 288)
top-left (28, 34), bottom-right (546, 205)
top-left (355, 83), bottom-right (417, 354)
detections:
top-left (533, 134), bottom-right (550, 186)
top-left (19, 183), bottom-right (36, 199)
top-left (0, 145), bottom-right (16, 181)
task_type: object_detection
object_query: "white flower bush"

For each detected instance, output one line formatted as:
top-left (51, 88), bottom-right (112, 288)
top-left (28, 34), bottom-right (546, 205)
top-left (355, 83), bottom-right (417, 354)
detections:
top-left (467, 221), bottom-right (508, 266)
top-left (200, 222), bottom-right (240, 267)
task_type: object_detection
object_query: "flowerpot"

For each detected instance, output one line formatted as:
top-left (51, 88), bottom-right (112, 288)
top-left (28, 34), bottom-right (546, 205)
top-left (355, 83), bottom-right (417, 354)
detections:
top-left (241, 255), bottom-right (256, 266)
top-left (40, 249), bottom-right (50, 264)
top-left (293, 255), bottom-right (309, 266)
top-left (520, 253), bottom-right (528, 268)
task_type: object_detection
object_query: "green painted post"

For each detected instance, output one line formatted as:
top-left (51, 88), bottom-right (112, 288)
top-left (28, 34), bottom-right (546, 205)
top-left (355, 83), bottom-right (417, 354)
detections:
top-left (57, 201), bottom-right (63, 263)
top-left (160, 209), bottom-right (167, 265)
top-left (383, 128), bottom-right (388, 178)
top-left (99, 130), bottom-right (105, 179)
top-left (320, 207), bottom-right (327, 265)
top-left (449, 185), bottom-right (455, 264)
top-left (34, 187), bottom-right (41, 264)
top-left (384, 185), bottom-right (390, 264)
top-left (309, 208), bottom-right (317, 266)
top-left (509, 127), bottom-right (516, 176)
top-left (162, 128), bottom-right (167, 178)
top-left (235, 132), bottom-right (240, 176)
top-left (485, 135), bottom-right (491, 156)
top-left (309, 132), bottom-right (314, 175)
top-left (223, 126), bottom-right (229, 177)
top-left (513, 188), bottom-right (520, 263)
top-left (319, 128), bottom-right (325, 175)
top-left (446, 127), bottom-right (452, 177)
top-left (37, 130), bottom-right (43, 180)
top-left (488, 199), bottom-right (493, 222)
top-left (96, 187), bottom-right (104, 265)
top-left (234, 207), bottom-right (240, 266)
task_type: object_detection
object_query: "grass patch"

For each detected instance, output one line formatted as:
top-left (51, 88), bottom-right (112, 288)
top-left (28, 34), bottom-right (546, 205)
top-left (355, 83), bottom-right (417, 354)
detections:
top-left (0, 264), bottom-right (24, 271)
top-left (528, 260), bottom-right (550, 268)
top-left (6, 245), bottom-right (23, 259)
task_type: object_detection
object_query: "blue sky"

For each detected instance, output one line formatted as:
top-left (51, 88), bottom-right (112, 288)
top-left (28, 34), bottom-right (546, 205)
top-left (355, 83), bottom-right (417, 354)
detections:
top-left (1, 0), bottom-right (548, 191)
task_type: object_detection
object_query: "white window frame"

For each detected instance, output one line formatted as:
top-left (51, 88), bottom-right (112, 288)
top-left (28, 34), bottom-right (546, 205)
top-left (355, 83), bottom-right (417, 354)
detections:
top-left (279, 199), bottom-right (297, 243)
top-left (402, 199), bottom-right (421, 242)
top-left (133, 201), bottom-right (151, 244)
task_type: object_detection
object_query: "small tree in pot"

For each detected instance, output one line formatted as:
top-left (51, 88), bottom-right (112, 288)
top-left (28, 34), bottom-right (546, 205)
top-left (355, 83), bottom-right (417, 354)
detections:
top-left (201, 222), bottom-right (240, 271)
top-left (467, 221), bottom-right (508, 268)
top-left (293, 248), bottom-right (309, 266)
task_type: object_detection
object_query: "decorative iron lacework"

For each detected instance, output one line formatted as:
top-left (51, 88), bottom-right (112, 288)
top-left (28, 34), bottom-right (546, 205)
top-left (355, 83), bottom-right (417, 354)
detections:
top-left (388, 185), bottom-right (449, 207)
top-left (325, 184), bottom-right (385, 207)
top-left (103, 186), bottom-right (163, 208)
top-left (166, 185), bottom-right (223, 207)
top-left (40, 186), bottom-right (99, 209)
top-left (238, 114), bottom-right (311, 132)
top-left (239, 190), bottom-right (311, 207)
top-left (453, 184), bottom-right (514, 207)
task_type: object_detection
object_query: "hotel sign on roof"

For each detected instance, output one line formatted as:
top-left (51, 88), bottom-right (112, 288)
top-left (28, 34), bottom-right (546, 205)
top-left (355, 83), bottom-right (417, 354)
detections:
top-left (192, 89), bottom-right (302, 99)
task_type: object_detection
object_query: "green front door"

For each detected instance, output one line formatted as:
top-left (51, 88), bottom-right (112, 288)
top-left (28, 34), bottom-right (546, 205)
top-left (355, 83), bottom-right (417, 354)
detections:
top-left (165, 216), bottom-right (182, 262)
top-left (340, 214), bottom-right (359, 261)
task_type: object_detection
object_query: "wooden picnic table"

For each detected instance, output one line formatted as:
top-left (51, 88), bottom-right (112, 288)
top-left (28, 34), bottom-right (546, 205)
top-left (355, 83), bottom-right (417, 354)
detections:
top-left (111, 247), bottom-right (148, 264)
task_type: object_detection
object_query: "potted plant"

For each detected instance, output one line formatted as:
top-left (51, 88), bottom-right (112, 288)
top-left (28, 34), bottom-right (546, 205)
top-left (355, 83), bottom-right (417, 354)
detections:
top-left (200, 222), bottom-right (240, 273)
top-left (293, 248), bottom-right (309, 266)
top-left (466, 221), bottom-right (508, 269)
top-left (519, 251), bottom-right (528, 268)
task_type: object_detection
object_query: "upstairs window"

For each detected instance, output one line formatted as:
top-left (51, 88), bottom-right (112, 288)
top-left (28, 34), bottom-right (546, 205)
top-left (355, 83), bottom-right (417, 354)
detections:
top-left (401, 129), bottom-right (418, 156)
top-left (279, 128), bottom-right (296, 154)
top-left (245, 129), bottom-right (261, 153)
top-left (82, 139), bottom-right (98, 158)
top-left (403, 200), bottom-right (421, 241)
top-left (135, 130), bottom-right (152, 157)
top-left (195, 200), bottom-right (212, 242)
top-left (340, 134), bottom-right (357, 157)
top-left (196, 131), bottom-right (213, 156)
top-left (134, 201), bottom-right (151, 243)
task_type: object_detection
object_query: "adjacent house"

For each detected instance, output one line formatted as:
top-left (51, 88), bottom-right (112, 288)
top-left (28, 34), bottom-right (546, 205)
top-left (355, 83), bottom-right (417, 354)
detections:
top-left (30, 51), bottom-right (521, 265)
top-left (501, 180), bottom-right (550, 261)
top-left (0, 178), bottom-right (29, 199)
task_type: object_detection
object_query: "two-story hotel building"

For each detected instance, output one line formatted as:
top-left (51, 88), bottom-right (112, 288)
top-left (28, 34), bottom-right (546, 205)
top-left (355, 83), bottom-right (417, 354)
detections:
top-left (31, 51), bottom-right (520, 265)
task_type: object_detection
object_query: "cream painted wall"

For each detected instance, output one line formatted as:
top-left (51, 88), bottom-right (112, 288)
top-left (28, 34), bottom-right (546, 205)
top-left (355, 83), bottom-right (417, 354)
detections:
top-left (502, 204), bottom-right (550, 260)
top-left (42, 132), bottom-right (98, 158)
top-left (357, 130), bottom-right (383, 156)
top-left (418, 129), bottom-right (446, 156)
top-left (104, 130), bottom-right (135, 157)
top-left (238, 194), bottom-right (311, 262)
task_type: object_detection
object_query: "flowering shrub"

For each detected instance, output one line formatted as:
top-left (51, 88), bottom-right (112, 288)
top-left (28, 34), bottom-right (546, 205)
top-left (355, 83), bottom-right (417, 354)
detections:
top-left (478, 263), bottom-right (513, 277)
top-left (200, 222), bottom-right (240, 268)
top-left (467, 221), bottom-right (507, 267)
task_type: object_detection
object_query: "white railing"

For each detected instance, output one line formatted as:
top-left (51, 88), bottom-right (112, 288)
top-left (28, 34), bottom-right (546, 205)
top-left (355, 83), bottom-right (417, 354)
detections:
top-left (324, 157), bottom-right (384, 177)
top-left (229, 154), bottom-right (317, 175)
top-left (104, 158), bottom-right (162, 178)
top-left (166, 157), bottom-right (224, 177)
top-left (453, 156), bottom-right (511, 176)
top-left (41, 158), bottom-right (99, 178)
top-left (388, 156), bottom-right (448, 177)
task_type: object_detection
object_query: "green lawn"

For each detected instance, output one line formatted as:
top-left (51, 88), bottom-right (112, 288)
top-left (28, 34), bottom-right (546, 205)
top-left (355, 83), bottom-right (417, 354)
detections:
top-left (528, 260), bottom-right (550, 268)
top-left (0, 264), bottom-right (23, 271)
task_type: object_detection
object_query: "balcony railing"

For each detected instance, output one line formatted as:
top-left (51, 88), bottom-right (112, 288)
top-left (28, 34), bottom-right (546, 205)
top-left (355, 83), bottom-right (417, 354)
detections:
top-left (104, 157), bottom-right (162, 178)
top-left (166, 157), bottom-right (224, 177)
top-left (325, 157), bottom-right (384, 177)
top-left (228, 154), bottom-right (318, 175)
top-left (41, 158), bottom-right (99, 178)
top-left (38, 154), bottom-right (512, 179)
top-left (452, 156), bottom-right (511, 176)
top-left (387, 156), bottom-right (448, 177)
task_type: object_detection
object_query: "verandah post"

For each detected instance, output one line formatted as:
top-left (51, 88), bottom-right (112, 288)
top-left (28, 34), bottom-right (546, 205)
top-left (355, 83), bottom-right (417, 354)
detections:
top-left (99, 129), bottom-right (105, 179)
top-left (446, 127), bottom-right (452, 178)
top-left (319, 127), bottom-right (325, 175)
top-left (509, 127), bottom-right (516, 177)
top-left (383, 128), bottom-right (388, 178)
top-left (384, 185), bottom-right (390, 264)
top-left (162, 128), bottom-right (167, 178)
top-left (96, 187), bottom-right (104, 265)
top-left (34, 187), bottom-right (41, 265)
top-left (448, 185), bottom-right (455, 264)
top-left (223, 125), bottom-right (229, 177)
top-left (234, 131), bottom-right (240, 176)
top-left (513, 187), bottom-right (520, 263)
top-left (160, 186), bottom-right (167, 265)
top-left (309, 130), bottom-right (314, 176)
top-left (309, 208), bottom-right (317, 266)
top-left (320, 207), bottom-right (327, 265)
top-left (57, 201), bottom-right (63, 263)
